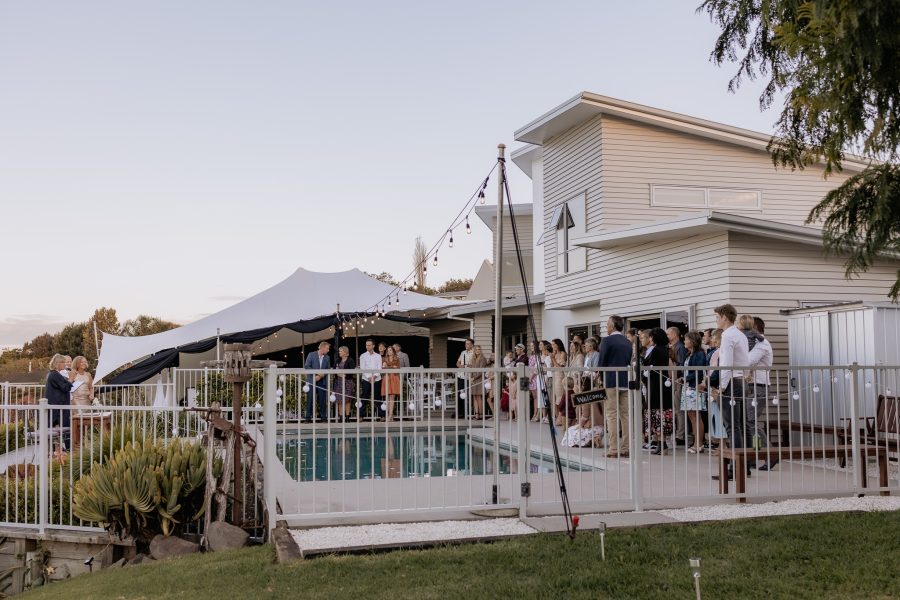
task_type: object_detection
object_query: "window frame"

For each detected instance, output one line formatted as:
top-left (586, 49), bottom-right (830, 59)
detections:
top-left (553, 193), bottom-right (587, 277)
top-left (650, 184), bottom-right (763, 211)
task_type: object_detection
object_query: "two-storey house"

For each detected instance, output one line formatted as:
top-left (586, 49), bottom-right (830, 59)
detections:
top-left (511, 92), bottom-right (900, 360)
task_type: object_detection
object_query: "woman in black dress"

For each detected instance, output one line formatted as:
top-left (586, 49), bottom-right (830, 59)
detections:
top-left (642, 328), bottom-right (673, 455)
top-left (45, 353), bottom-right (76, 429)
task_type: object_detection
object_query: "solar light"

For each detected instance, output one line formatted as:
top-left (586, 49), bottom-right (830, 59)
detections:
top-left (792, 392), bottom-right (800, 400)
top-left (484, 381), bottom-right (491, 391)
top-left (664, 380), bottom-right (671, 388)
top-left (302, 384), bottom-right (310, 393)
top-left (408, 402), bottom-right (416, 412)
top-left (434, 399), bottom-right (442, 408)
top-left (329, 393), bottom-right (336, 403)
top-left (813, 385), bottom-right (820, 393)
top-left (459, 391), bottom-right (467, 400)
top-left (865, 381), bottom-right (872, 388)
top-left (381, 402), bottom-right (387, 412)
top-left (845, 372), bottom-right (852, 380)
top-left (276, 388), bottom-right (284, 397)
top-left (356, 401), bottom-right (363, 409)
top-left (598, 521), bottom-right (607, 561)
top-left (689, 557), bottom-right (702, 600)
top-left (772, 397), bottom-right (780, 405)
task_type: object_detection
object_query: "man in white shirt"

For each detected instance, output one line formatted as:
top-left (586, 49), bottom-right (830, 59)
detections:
top-left (748, 317), bottom-right (778, 470)
top-left (714, 303), bottom-right (752, 458)
top-left (455, 338), bottom-right (475, 417)
top-left (359, 339), bottom-right (382, 420)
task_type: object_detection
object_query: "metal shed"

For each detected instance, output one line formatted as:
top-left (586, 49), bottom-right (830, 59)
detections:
top-left (782, 301), bottom-right (900, 426)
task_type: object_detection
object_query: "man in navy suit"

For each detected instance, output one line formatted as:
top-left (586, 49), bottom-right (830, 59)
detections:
top-left (303, 341), bottom-right (331, 422)
top-left (598, 315), bottom-right (633, 458)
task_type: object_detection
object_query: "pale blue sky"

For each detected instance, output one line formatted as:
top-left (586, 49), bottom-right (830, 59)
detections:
top-left (0, 1), bottom-right (780, 345)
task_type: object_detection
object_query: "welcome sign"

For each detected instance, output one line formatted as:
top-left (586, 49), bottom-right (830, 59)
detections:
top-left (572, 389), bottom-right (607, 406)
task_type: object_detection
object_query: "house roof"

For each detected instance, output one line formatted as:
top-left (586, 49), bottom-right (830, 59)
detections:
top-left (512, 92), bottom-right (870, 173)
top-left (447, 293), bottom-right (545, 317)
top-left (571, 211), bottom-right (831, 250)
top-left (473, 203), bottom-right (533, 231)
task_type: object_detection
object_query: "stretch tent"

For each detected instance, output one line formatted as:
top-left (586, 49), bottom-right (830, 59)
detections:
top-left (96, 268), bottom-right (468, 383)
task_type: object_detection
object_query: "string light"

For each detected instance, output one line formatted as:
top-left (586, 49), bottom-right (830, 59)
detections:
top-left (448, 230), bottom-right (454, 248)
top-left (478, 189), bottom-right (485, 204)
top-left (465, 215), bottom-right (471, 235)
top-left (433, 253), bottom-right (438, 266)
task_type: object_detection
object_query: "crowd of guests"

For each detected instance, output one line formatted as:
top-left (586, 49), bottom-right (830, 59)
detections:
top-left (492, 305), bottom-right (775, 469)
top-left (302, 339), bottom-right (412, 423)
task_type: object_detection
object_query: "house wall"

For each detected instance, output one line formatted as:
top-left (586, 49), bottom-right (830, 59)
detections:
top-left (484, 212), bottom-right (534, 298)
top-left (727, 232), bottom-right (899, 365)
top-left (531, 155), bottom-right (545, 296)
top-left (473, 313), bottom-right (492, 352)
top-left (541, 115), bottom-right (603, 310)
top-left (598, 115), bottom-right (851, 230)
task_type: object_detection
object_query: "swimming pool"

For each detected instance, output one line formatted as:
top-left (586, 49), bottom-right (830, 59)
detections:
top-left (275, 430), bottom-right (562, 482)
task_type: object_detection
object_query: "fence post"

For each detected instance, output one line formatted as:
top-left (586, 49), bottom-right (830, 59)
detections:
top-left (38, 399), bottom-right (49, 534)
top-left (849, 362), bottom-right (862, 491)
top-left (263, 366), bottom-right (278, 538)
top-left (516, 362), bottom-right (529, 519)
top-left (630, 369), bottom-right (644, 512)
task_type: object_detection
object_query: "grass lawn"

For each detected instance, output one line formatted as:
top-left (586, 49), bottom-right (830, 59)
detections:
top-left (22, 511), bottom-right (900, 600)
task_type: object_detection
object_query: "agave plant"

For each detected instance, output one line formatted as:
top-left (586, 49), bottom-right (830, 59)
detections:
top-left (73, 438), bottom-right (212, 543)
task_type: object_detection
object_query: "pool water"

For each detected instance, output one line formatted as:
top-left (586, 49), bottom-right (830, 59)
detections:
top-left (276, 431), bottom-right (560, 482)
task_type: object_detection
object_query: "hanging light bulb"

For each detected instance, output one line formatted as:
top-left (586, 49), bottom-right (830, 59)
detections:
top-left (433, 253), bottom-right (438, 266)
top-left (423, 264), bottom-right (428, 274)
top-left (395, 293), bottom-right (400, 304)
top-left (478, 190), bottom-right (485, 204)
top-left (449, 230), bottom-right (454, 248)
top-left (465, 215), bottom-right (471, 234)
top-left (403, 286), bottom-right (408, 295)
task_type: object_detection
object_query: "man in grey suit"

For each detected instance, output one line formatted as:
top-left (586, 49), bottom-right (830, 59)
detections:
top-left (393, 343), bottom-right (410, 368)
top-left (303, 341), bottom-right (331, 422)
top-left (598, 315), bottom-right (633, 458)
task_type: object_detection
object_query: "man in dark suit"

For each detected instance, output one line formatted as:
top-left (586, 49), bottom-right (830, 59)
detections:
top-left (598, 315), bottom-right (633, 458)
top-left (303, 341), bottom-right (331, 422)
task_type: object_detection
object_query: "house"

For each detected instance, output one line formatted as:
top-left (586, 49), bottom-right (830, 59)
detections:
top-left (511, 92), bottom-right (899, 361)
top-left (428, 203), bottom-right (542, 366)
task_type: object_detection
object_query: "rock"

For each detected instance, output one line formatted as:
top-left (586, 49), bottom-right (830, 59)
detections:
top-left (206, 521), bottom-right (250, 552)
top-left (107, 557), bottom-right (127, 569)
top-left (46, 563), bottom-right (70, 581)
top-left (125, 553), bottom-right (155, 567)
top-left (149, 535), bottom-right (200, 561)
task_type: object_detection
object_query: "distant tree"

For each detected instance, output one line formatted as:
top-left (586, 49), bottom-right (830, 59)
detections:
top-left (83, 307), bottom-right (120, 364)
top-left (364, 272), bottom-right (400, 287)
top-left (53, 322), bottom-right (86, 357)
top-left (120, 315), bottom-right (179, 337)
top-left (413, 236), bottom-right (428, 290)
top-left (23, 333), bottom-right (54, 358)
top-left (437, 278), bottom-right (474, 294)
top-left (701, 0), bottom-right (900, 299)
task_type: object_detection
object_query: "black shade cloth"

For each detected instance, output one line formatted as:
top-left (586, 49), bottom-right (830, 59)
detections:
top-left (102, 313), bottom-right (444, 385)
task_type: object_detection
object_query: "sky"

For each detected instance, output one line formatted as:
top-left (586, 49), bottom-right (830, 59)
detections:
top-left (0, 1), bottom-right (782, 346)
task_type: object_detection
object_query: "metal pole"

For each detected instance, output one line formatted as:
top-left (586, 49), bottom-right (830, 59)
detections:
top-left (849, 362), bottom-right (862, 491)
top-left (38, 399), bottom-right (49, 534)
top-left (233, 381), bottom-right (243, 525)
top-left (630, 335), bottom-right (644, 511)
top-left (516, 362), bottom-right (529, 519)
top-left (264, 366), bottom-right (277, 538)
top-left (492, 143), bottom-right (506, 504)
top-left (92, 321), bottom-right (101, 364)
top-left (216, 328), bottom-right (221, 362)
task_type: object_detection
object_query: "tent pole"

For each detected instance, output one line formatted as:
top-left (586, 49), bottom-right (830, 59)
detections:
top-left (492, 143), bottom-right (506, 505)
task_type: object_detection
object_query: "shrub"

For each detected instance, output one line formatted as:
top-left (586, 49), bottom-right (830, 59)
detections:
top-left (0, 423), bottom-right (26, 455)
top-left (72, 438), bottom-right (210, 542)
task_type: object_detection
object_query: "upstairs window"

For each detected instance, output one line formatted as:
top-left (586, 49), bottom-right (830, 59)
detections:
top-left (552, 194), bottom-right (587, 276)
top-left (651, 185), bottom-right (762, 210)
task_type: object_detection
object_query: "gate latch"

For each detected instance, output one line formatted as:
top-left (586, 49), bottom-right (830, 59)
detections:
top-left (520, 482), bottom-right (531, 498)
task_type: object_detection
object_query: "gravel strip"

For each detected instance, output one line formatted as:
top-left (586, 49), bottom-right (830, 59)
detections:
top-left (292, 497), bottom-right (900, 553)
top-left (657, 496), bottom-right (900, 522)
top-left (292, 518), bottom-right (537, 552)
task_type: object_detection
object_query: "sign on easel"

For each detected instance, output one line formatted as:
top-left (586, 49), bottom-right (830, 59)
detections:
top-left (572, 388), bottom-right (607, 406)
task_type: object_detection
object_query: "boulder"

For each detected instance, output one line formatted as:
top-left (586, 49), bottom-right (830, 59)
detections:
top-left (149, 535), bottom-right (200, 561)
top-left (46, 563), bottom-right (70, 581)
top-left (206, 521), bottom-right (250, 552)
top-left (125, 553), bottom-right (155, 567)
top-left (107, 557), bottom-right (127, 569)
